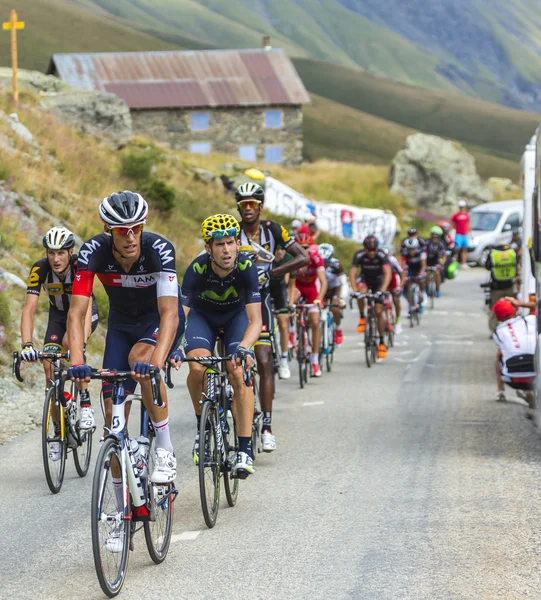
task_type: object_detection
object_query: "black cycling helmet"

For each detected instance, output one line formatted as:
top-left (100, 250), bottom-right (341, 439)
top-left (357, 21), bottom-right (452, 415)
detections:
top-left (364, 235), bottom-right (378, 251)
top-left (235, 182), bottom-right (265, 204)
top-left (407, 228), bottom-right (417, 236)
top-left (99, 191), bottom-right (148, 226)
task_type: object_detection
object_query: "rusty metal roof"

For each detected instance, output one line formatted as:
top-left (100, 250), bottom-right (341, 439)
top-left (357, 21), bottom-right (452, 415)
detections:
top-left (48, 49), bottom-right (310, 109)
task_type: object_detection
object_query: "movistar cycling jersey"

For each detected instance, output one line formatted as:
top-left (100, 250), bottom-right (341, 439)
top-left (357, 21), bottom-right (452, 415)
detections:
top-left (181, 253), bottom-right (261, 314)
top-left (240, 220), bottom-right (295, 289)
top-left (72, 232), bottom-right (179, 320)
top-left (26, 255), bottom-right (78, 312)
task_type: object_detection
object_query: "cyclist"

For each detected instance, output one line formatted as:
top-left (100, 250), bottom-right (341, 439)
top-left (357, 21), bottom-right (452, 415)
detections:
top-left (381, 245), bottom-right (403, 334)
top-left (236, 182), bottom-right (307, 452)
top-left (401, 237), bottom-right (427, 313)
top-left (350, 235), bottom-right (392, 359)
top-left (401, 228), bottom-right (426, 257)
top-left (294, 232), bottom-right (327, 375)
top-left (21, 226), bottom-right (99, 460)
top-left (439, 220), bottom-right (455, 279)
top-left (180, 214), bottom-right (262, 477)
top-left (426, 226), bottom-right (446, 296)
top-left (318, 243), bottom-right (346, 345)
top-left (67, 191), bottom-right (183, 485)
top-left (269, 247), bottom-right (296, 379)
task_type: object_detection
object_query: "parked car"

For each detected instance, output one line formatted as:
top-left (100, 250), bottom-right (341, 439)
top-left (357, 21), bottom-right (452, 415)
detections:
top-left (468, 199), bottom-right (523, 265)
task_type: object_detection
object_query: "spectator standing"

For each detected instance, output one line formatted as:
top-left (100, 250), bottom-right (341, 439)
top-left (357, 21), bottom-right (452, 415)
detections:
top-left (451, 200), bottom-right (471, 268)
top-left (485, 244), bottom-right (517, 332)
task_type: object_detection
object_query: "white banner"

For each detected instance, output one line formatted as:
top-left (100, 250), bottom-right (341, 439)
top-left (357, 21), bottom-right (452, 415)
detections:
top-left (265, 177), bottom-right (397, 246)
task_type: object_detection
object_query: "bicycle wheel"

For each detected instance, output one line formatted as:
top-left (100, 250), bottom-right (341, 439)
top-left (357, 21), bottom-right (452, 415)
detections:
top-left (42, 387), bottom-right (66, 494)
top-left (370, 318), bottom-right (378, 363)
top-left (73, 389), bottom-right (93, 477)
top-left (223, 400), bottom-right (239, 507)
top-left (364, 318), bottom-right (372, 368)
top-left (91, 437), bottom-right (129, 598)
top-left (297, 325), bottom-right (306, 389)
top-left (199, 400), bottom-right (220, 528)
top-left (428, 280), bottom-right (436, 309)
top-left (251, 372), bottom-right (260, 461)
top-left (387, 307), bottom-right (395, 348)
top-left (144, 433), bottom-right (174, 564)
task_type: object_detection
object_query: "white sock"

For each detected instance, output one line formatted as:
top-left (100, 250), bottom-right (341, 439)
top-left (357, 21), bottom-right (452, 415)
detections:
top-left (112, 477), bottom-right (124, 512)
top-left (152, 418), bottom-right (174, 454)
top-left (310, 354), bottom-right (319, 365)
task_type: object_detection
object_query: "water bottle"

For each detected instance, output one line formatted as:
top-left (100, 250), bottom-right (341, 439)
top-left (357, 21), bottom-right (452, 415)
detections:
top-left (129, 438), bottom-right (146, 478)
top-left (136, 435), bottom-right (150, 479)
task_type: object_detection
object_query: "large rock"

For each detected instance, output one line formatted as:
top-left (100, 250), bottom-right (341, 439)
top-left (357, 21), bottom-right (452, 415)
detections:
top-left (40, 90), bottom-right (132, 149)
top-left (389, 133), bottom-right (493, 211)
top-left (0, 68), bottom-right (69, 94)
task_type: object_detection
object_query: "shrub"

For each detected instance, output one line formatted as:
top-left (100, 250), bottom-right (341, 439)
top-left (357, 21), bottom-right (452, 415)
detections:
top-left (0, 287), bottom-right (11, 328)
top-left (141, 178), bottom-right (177, 213)
top-left (120, 149), bottom-right (162, 181)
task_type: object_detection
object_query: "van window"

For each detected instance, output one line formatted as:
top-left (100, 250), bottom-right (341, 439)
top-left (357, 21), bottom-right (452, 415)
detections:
top-left (504, 213), bottom-right (520, 231)
top-left (470, 212), bottom-right (500, 231)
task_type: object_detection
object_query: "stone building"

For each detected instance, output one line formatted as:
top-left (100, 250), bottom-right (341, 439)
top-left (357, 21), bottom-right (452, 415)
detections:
top-left (47, 48), bottom-right (310, 166)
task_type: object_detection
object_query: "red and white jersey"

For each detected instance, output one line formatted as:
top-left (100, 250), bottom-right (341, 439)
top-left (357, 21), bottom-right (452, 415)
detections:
top-left (295, 245), bottom-right (324, 286)
top-left (493, 315), bottom-right (536, 377)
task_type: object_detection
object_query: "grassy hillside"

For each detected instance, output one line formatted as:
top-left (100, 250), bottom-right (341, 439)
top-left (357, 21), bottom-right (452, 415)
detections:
top-left (295, 58), bottom-right (540, 162)
top-left (304, 94), bottom-right (520, 181)
top-left (0, 0), bottom-right (179, 72)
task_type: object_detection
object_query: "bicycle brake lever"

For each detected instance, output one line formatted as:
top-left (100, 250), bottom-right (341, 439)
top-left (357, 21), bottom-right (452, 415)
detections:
top-left (165, 363), bottom-right (174, 389)
top-left (12, 351), bottom-right (23, 383)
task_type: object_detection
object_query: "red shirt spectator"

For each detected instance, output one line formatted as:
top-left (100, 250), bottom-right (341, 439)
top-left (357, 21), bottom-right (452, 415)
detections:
top-left (451, 211), bottom-right (470, 235)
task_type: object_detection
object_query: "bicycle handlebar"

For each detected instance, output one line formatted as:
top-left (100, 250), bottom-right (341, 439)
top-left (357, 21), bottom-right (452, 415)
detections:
top-left (89, 367), bottom-right (165, 408)
top-left (182, 355), bottom-right (252, 387)
top-left (12, 350), bottom-right (70, 383)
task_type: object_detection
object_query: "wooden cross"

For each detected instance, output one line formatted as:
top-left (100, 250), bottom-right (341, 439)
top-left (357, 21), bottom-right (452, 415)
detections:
top-left (2, 10), bottom-right (25, 105)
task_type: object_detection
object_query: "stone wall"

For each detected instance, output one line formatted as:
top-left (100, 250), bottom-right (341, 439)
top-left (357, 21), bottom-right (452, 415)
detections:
top-left (131, 105), bottom-right (303, 166)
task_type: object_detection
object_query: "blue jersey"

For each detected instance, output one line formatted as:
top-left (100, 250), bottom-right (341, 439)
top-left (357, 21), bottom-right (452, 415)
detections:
top-left (181, 253), bottom-right (261, 314)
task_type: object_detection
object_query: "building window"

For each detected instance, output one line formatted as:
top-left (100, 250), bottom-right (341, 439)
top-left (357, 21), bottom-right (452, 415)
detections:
top-left (239, 145), bottom-right (257, 162)
top-left (190, 112), bottom-right (209, 131)
top-left (265, 145), bottom-right (283, 164)
top-left (190, 142), bottom-right (211, 155)
top-left (264, 110), bottom-right (283, 129)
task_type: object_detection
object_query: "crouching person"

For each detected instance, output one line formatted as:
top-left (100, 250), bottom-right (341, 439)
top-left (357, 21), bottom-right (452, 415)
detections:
top-left (492, 298), bottom-right (536, 410)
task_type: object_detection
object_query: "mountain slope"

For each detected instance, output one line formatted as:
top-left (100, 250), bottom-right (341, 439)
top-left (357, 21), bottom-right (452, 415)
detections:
top-left (0, 0), bottom-right (180, 72)
top-left (69, 0), bottom-right (541, 110)
top-left (295, 58), bottom-right (540, 162)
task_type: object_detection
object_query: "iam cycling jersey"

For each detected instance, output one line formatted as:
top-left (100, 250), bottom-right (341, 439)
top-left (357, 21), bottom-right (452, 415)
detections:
top-left (240, 220), bottom-right (295, 290)
top-left (73, 232), bottom-right (179, 320)
top-left (426, 241), bottom-right (446, 267)
top-left (181, 253), bottom-right (260, 314)
top-left (27, 255), bottom-right (78, 312)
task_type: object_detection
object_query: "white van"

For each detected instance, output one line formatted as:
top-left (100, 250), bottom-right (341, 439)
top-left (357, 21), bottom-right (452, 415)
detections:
top-left (467, 199), bottom-right (523, 265)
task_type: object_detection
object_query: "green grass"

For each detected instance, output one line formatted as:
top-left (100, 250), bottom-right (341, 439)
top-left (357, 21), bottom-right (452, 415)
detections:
top-left (0, 0), bottom-right (179, 72)
top-left (304, 94), bottom-right (520, 181)
top-left (294, 58), bottom-right (541, 162)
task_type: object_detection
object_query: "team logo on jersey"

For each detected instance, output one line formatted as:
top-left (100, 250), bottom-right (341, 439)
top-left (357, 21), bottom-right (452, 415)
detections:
top-left (168, 275), bottom-right (175, 282)
top-left (51, 335), bottom-right (58, 341)
top-left (27, 266), bottom-right (40, 287)
top-left (200, 286), bottom-right (238, 302)
top-left (152, 239), bottom-right (175, 266)
top-left (78, 238), bottom-right (101, 265)
top-left (193, 262), bottom-right (208, 274)
top-left (238, 259), bottom-right (252, 271)
top-left (47, 283), bottom-right (64, 296)
top-left (280, 225), bottom-right (291, 243)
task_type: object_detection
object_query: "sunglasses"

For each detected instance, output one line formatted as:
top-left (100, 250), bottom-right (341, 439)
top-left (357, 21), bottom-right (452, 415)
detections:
top-left (210, 227), bottom-right (238, 239)
top-left (109, 224), bottom-right (144, 236)
top-left (238, 200), bottom-right (261, 209)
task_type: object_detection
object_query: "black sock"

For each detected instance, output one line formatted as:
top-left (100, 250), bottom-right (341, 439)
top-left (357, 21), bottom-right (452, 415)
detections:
top-left (262, 412), bottom-right (272, 433)
top-left (79, 388), bottom-right (90, 407)
top-left (196, 414), bottom-right (201, 429)
top-left (380, 337), bottom-right (385, 345)
top-left (238, 436), bottom-right (252, 458)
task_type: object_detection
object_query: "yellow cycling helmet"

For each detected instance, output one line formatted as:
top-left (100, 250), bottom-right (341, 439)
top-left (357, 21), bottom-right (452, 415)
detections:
top-left (201, 214), bottom-right (240, 243)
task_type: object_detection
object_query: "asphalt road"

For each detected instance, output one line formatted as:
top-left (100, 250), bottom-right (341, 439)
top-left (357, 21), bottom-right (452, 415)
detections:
top-left (2, 268), bottom-right (541, 600)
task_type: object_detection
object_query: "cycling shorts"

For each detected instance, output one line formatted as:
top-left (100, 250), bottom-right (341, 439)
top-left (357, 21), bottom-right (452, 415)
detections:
top-left (356, 278), bottom-right (385, 304)
top-left (184, 308), bottom-right (247, 355)
top-left (43, 302), bottom-right (99, 352)
top-left (296, 282), bottom-right (319, 307)
top-left (324, 286), bottom-right (341, 302)
top-left (102, 308), bottom-right (184, 396)
top-left (426, 259), bottom-right (442, 268)
top-left (388, 273), bottom-right (401, 293)
top-left (255, 290), bottom-right (274, 347)
top-left (269, 279), bottom-right (288, 313)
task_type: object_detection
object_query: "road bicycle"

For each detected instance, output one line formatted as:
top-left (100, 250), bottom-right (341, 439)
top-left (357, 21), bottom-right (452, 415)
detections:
top-left (350, 292), bottom-right (379, 367)
top-left (426, 266), bottom-right (439, 309)
top-left (13, 350), bottom-right (93, 494)
top-left (183, 354), bottom-right (250, 528)
top-left (251, 362), bottom-right (263, 461)
top-left (90, 367), bottom-right (177, 598)
top-left (295, 303), bottom-right (316, 387)
top-left (320, 302), bottom-right (340, 372)
top-left (406, 276), bottom-right (423, 327)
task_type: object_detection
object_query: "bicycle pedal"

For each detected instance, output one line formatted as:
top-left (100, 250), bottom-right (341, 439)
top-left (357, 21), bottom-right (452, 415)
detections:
top-left (231, 470), bottom-right (249, 480)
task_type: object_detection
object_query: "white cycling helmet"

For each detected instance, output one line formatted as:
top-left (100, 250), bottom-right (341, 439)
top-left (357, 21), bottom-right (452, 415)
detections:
top-left (99, 191), bottom-right (148, 226)
top-left (318, 243), bottom-right (334, 261)
top-left (235, 182), bottom-right (265, 204)
top-left (43, 226), bottom-right (75, 250)
top-left (404, 237), bottom-right (420, 250)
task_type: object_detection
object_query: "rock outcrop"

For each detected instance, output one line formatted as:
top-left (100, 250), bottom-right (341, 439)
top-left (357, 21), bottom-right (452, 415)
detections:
top-left (389, 133), bottom-right (493, 211)
top-left (40, 91), bottom-right (132, 149)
